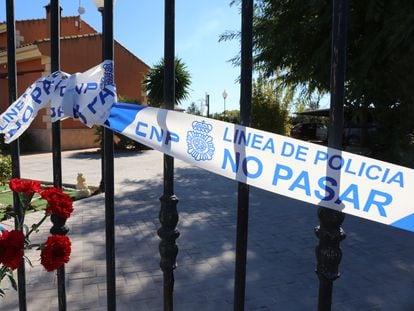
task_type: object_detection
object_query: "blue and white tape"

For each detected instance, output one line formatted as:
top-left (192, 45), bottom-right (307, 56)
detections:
top-left (0, 71), bottom-right (68, 142)
top-left (1, 62), bottom-right (413, 233)
top-left (0, 60), bottom-right (115, 143)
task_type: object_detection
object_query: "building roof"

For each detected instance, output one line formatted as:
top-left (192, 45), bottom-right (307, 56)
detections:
top-left (0, 14), bottom-right (150, 70)
top-left (34, 32), bottom-right (101, 43)
top-left (33, 33), bottom-right (150, 70)
top-left (0, 16), bottom-right (93, 27)
top-left (0, 40), bottom-right (38, 51)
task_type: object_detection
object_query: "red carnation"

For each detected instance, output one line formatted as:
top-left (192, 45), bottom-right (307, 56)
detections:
top-left (40, 235), bottom-right (71, 272)
top-left (0, 230), bottom-right (25, 270)
top-left (9, 178), bottom-right (41, 196)
top-left (41, 187), bottom-right (74, 219)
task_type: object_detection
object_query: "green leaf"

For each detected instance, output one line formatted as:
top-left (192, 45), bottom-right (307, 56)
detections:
top-left (7, 275), bottom-right (17, 291)
top-left (23, 224), bottom-right (30, 236)
top-left (23, 256), bottom-right (33, 268)
top-left (0, 211), bottom-right (5, 221)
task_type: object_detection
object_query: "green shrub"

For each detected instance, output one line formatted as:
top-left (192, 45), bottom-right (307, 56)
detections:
top-left (0, 154), bottom-right (12, 186)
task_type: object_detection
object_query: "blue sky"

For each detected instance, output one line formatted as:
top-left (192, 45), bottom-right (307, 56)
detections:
top-left (0, 0), bottom-right (242, 114)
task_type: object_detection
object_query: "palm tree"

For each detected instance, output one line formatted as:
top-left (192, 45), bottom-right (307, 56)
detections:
top-left (143, 57), bottom-right (191, 107)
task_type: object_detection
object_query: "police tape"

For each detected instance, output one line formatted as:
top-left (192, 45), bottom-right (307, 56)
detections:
top-left (1, 62), bottom-right (414, 233)
top-left (0, 61), bottom-right (116, 143)
top-left (105, 103), bottom-right (414, 232)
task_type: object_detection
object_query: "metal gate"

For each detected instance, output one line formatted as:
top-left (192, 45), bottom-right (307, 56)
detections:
top-left (3, 0), bottom-right (349, 310)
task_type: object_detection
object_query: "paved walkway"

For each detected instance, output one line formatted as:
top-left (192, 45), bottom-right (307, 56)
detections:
top-left (1, 149), bottom-right (414, 310)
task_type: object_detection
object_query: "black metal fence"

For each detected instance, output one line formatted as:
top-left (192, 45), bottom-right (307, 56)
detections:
top-left (4, 0), bottom-right (348, 310)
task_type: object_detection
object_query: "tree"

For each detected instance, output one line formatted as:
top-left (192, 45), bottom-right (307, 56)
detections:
top-left (186, 102), bottom-right (201, 115)
top-left (225, 1), bottom-right (414, 102)
top-left (143, 57), bottom-right (191, 107)
top-left (222, 0), bottom-right (414, 166)
top-left (251, 75), bottom-right (290, 135)
top-left (211, 110), bottom-right (240, 124)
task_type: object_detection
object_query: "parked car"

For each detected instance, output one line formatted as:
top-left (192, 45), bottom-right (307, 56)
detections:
top-left (290, 123), bottom-right (328, 141)
top-left (343, 124), bottom-right (378, 146)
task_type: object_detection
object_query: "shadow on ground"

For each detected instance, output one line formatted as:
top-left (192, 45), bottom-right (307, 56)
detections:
top-left (65, 165), bottom-right (414, 310)
top-left (66, 149), bottom-right (146, 160)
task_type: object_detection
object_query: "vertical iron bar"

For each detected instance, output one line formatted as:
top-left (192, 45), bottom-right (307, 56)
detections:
top-left (158, 1), bottom-right (179, 310)
top-left (49, 2), bottom-right (68, 311)
top-left (51, 2), bottom-right (62, 188)
top-left (163, 0), bottom-right (175, 117)
top-left (103, 0), bottom-right (116, 310)
top-left (6, 1), bottom-right (26, 310)
top-left (206, 94), bottom-right (210, 118)
top-left (315, 1), bottom-right (348, 311)
top-left (327, 0), bottom-right (348, 149)
top-left (233, 0), bottom-right (253, 310)
top-left (98, 8), bottom-right (105, 194)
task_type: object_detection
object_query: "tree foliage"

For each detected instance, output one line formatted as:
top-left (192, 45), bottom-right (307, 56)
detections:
top-left (251, 76), bottom-right (290, 135)
top-left (143, 57), bottom-right (191, 107)
top-left (211, 110), bottom-right (240, 124)
top-left (0, 154), bottom-right (11, 186)
top-left (252, 1), bottom-right (414, 106)
top-left (186, 102), bottom-right (201, 115)
top-left (223, 0), bottom-right (414, 166)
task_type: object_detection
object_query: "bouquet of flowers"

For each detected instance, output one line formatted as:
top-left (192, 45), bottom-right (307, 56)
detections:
top-left (0, 178), bottom-right (73, 297)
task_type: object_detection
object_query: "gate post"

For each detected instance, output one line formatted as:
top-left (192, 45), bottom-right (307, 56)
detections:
top-left (49, 2), bottom-right (69, 310)
top-left (158, 1), bottom-right (180, 310)
top-left (6, 1), bottom-right (26, 310)
top-left (233, 1), bottom-right (253, 310)
top-left (315, 0), bottom-right (348, 310)
top-left (102, 0), bottom-right (117, 310)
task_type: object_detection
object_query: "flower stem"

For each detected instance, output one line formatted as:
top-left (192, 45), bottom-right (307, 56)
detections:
top-left (0, 265), bottom-right (8, 281)
top-left (26, 243), bottom-right (41, 250)
top-left (26, 214), bottom-right (49, 239)
top-left (0, 266), bottom-right (7, 275)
